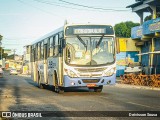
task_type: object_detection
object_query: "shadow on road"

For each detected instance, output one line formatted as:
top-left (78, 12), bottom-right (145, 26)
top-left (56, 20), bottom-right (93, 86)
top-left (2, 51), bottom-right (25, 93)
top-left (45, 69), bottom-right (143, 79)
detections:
top-left (0, 73), bottom-right (7, 110)
top-left (24, 78), bottom-right (38, 87)
top-left (24, 78), bottom-right (105, 95)
top-left (13, 78), bottom-right (21, 105)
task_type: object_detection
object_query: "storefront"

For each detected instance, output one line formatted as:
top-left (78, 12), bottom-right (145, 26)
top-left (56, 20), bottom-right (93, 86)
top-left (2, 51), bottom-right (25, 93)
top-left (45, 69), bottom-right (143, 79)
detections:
top-left (131, 17), bottom-right (160, 74)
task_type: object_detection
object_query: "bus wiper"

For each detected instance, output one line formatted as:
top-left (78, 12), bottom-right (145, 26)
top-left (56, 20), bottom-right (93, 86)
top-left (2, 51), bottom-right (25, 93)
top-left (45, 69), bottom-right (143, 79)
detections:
top-left (96, 35), bottom-right (104, 48)
top-left (77, 35), bottom-right (87, 52)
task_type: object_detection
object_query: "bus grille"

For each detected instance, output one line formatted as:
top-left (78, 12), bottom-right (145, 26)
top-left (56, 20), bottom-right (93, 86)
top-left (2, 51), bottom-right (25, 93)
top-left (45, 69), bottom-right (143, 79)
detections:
top-left (82, 79), bottom-right (100, 83)
top-left (79, 73), bottom-right (102, 77)
top-left (75, 68), bottom-right (106, 72)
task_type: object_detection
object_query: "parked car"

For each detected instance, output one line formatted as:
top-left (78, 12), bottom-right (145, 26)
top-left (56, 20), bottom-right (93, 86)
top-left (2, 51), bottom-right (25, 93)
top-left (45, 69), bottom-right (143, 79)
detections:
top-left (124, 62), bottom-right (142, 74)
top-left (10, 68), bottom-right (18, 75)
top-left (0, 68), bottom-right (4, 77)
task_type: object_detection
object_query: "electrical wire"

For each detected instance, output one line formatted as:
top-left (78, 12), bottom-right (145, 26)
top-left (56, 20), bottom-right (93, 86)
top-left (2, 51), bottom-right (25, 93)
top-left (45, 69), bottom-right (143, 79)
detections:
top-left (17, 0), bottom-right (64, 18)
top-left (33, 0), bottom-right (131, 12)
top-left (58, 0), bottom-right (130, 12)
top-left (33, 0), bottom-right (97, 11)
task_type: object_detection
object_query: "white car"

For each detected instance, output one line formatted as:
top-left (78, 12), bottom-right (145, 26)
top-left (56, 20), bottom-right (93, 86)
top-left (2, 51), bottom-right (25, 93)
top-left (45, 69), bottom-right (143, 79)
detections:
top-left (0, 68), bottom-right (4, 77)
top-left (10, 68), bottom-right (18, 75)
top-left (124, 62), bottom-right (142, 74)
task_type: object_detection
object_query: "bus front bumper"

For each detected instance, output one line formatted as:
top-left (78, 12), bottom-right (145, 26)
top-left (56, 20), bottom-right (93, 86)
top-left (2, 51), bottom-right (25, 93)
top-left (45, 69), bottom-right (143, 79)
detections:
top-left (63, 74), bottom-right (116, 87)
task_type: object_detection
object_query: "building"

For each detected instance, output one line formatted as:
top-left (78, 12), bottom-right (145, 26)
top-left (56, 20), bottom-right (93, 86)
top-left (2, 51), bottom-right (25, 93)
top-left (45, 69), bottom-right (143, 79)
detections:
top-left (127, 0), bottom-right (160, 74)
top-left (116, 38), bottom-right (140, 76)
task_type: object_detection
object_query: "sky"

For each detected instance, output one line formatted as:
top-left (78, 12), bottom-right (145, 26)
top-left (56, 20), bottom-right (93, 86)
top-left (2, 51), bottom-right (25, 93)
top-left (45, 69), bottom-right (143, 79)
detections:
top-left (0, 0), bottom-right (142, 55)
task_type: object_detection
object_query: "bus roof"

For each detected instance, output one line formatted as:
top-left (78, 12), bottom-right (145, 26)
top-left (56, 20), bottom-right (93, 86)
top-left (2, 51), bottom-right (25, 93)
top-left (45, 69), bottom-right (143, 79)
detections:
top-left (31, 26), bottom-right (63, 45)
top-left (30, 23), bottom-right (114, 45)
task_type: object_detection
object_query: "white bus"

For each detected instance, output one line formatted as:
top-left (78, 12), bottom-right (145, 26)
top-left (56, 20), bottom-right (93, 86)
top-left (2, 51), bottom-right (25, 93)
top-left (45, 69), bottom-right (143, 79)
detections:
top-left (28, 23), bottom-right (118, 93)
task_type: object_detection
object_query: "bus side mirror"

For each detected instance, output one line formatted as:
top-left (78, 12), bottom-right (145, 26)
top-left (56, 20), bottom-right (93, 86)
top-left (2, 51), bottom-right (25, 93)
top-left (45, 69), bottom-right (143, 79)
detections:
top-left (115, 37), bottom-right (120, 54)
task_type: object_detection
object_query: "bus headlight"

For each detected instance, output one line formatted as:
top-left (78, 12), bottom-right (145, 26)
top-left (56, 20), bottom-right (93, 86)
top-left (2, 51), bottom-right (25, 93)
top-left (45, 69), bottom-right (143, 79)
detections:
top-left (64, 69), bottom-right (78, 78)
top-left (104, 68), bottom-right (116, 77)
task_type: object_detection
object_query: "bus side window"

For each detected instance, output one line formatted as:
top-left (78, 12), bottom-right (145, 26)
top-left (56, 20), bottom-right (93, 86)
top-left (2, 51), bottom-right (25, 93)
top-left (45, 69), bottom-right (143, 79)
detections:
top-left (31, 45), bottom-right (35, 62)
top-left (47, 38), bottom-right (50, 57)
top-left (53, 36), bottom-right (55, 56)
top-left (41, 41), bottom-right (44, 59)
top-left (49, 37), bottom-right (53, 57)
top-left (35, 44), bottom-right (38, 61)
top-left (54, 34), bottom-right (59, 56)
top-left (44, 44), bottom-right (47, 60)
top-left (38, 42), bottom-right (41, 60)
top-left (59, 32), bottom-right (64, 53)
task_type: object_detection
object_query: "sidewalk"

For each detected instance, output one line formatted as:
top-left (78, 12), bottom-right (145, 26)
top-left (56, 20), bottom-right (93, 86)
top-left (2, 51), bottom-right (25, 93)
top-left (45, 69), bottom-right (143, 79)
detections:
top-left (116, 77), bottom-right (160, 91)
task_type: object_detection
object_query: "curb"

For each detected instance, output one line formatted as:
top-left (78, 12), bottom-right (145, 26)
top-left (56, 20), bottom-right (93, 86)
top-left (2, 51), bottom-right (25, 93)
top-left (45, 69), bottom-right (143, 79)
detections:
top-left (18, 74), bottom-right (31, 77)
top-left (115, 83), bottom-right (160, 91)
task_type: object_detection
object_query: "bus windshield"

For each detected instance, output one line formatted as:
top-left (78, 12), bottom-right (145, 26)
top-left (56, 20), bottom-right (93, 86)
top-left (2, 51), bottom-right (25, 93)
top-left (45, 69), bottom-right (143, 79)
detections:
top-left (65, 36), bottom-right (115, 66)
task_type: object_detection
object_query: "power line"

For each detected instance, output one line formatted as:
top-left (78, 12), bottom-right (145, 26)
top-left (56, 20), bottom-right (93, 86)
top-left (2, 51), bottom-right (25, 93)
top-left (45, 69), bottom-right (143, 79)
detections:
top-left (17, 0), bottom-right (64, 18)
top-left (33, 0), bottom-right (130, 12)
top-left (33, 0), bottom-right (98, 12)
top-left (58, 0), bottom-right (130, 12)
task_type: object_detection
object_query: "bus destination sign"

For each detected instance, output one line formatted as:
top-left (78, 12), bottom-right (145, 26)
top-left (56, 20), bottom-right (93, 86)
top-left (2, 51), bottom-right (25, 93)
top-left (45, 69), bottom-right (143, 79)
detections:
top-left (74, 28), bottom-right (105, 34)
top-left (65, 25), bottom-right (114, 36)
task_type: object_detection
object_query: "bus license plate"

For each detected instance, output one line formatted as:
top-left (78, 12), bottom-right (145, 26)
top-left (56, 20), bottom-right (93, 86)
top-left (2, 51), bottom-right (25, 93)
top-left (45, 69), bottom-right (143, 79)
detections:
top-left (87, 84), bottom-right (96, 87)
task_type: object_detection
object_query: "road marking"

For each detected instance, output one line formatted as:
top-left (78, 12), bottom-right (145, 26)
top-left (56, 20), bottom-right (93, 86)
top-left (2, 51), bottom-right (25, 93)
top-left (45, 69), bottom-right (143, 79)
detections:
top-left (127, 102), bottom-right (156, 109)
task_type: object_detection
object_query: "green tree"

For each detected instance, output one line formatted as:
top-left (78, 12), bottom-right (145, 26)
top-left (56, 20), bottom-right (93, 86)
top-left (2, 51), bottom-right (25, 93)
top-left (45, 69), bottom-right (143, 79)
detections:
top-left (2, 53), bottom-right (8, 59)
top-left (114, 21), bottom-right (140, 38)
top-left (144, 13), bottom-right (160, 21)
top-left (0, 48), bottom-right (8, 59)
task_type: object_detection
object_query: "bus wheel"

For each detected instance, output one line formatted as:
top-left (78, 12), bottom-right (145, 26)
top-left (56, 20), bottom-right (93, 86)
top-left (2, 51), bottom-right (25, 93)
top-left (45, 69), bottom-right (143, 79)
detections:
top-left (38, 73), bottom-right (44, 89)
top-left (94, 85), bottom-right (103, 92)
top-left (55, 87), bottom-right (64, 94)
top-left (53, 71), bottom-right (64, 94)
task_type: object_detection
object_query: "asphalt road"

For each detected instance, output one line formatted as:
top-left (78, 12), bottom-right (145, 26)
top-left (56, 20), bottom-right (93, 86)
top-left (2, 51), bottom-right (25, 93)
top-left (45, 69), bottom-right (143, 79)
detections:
top-left (0, 71), bottom-right (160, 120)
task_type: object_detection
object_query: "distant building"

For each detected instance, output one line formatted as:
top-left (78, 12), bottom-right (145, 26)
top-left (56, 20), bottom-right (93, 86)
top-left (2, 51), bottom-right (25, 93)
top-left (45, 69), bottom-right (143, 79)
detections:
top-left (4, 49), bottom-right (12, 55)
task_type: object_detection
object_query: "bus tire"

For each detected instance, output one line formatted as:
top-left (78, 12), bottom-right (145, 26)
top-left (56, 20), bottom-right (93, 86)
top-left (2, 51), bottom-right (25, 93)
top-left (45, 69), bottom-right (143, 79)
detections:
top-left (94, 85), bottom-right (103, 92)
top-left (38, 73), bottom-right (44, 89)
top-left (56, 87), bottom-right (64, 94)
top-left (53, 71), bottom-right (64, 93)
